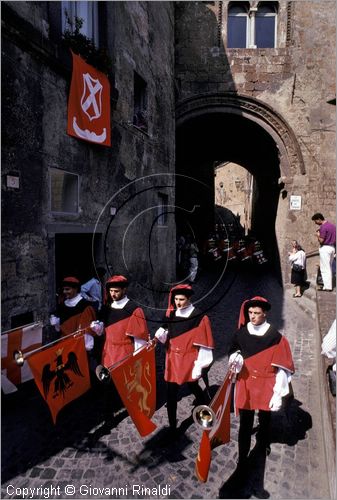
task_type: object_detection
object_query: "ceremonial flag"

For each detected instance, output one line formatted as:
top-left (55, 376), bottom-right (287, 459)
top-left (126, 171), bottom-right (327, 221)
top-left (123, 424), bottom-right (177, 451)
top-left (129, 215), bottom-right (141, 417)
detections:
top-left (195, 371), bottom-right (233, 482)
top-left (67, 51), bottom-right (111, 146)
top-left (1, 322), bottom-right (42, 394)
top-left (110, 342), bottom-right (157, 437)
top-left (27, 335), bottom-right (90, 423)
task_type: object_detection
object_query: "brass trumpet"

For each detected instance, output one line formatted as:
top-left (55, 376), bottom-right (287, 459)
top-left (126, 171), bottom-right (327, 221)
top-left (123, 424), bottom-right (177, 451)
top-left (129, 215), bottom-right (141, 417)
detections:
top-left (95, 364), bottom-right (111, 383)
top-left (13, 326), bottom-right (87, 366)
top-left (95, 340), bottom-right (155, 383)
top-left (192, 404), bottom-right (217, 430)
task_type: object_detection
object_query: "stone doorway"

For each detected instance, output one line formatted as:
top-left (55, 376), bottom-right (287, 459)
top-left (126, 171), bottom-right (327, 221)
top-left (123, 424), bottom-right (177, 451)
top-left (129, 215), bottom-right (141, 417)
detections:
top-left (54, 233), bottom-right (103, 289)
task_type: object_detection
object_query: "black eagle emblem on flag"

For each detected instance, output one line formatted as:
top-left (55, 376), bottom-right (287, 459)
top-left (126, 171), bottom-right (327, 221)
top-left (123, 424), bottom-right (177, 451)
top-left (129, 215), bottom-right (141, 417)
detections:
top-left (42, 347), bottom-right (84, 399)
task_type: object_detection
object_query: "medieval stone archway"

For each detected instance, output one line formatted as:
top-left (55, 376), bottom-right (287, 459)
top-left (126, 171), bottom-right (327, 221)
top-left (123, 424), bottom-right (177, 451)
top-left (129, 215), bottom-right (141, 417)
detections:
top-left (176, 92), bottom-right (305, 180)
top-left (175, 93), bottom-right (305, 282)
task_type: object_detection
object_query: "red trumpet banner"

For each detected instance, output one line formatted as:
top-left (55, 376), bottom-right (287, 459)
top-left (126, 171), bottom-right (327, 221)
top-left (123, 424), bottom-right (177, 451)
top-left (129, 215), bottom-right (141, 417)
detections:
top-left (67, 51), bottom-right (111, 146)
top-left (110, 342), bottom-right (157, 437)
top-left (195, 371), bottom-right (233, 482)
top-left (28, 335), bottom-right (90, 423)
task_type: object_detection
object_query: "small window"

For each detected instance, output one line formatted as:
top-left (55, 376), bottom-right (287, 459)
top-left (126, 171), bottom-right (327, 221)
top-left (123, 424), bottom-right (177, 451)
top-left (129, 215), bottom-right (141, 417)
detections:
top-left (133, 72), bottom-right (148, 132)
top-left (157, 193), bottom-right (168, 226)
top-left (61, 1), bottom-right (99, 45)
top-left (50, 169), bottom-right (79, 214)
top-left (228, 3), bottom-right (249, 48)
top-left (255, 3), bottom-right (277, 48)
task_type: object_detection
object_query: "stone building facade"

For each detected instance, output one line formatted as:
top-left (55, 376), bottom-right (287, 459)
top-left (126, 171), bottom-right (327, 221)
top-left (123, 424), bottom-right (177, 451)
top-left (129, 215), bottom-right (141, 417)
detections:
top-left (2, 1), bottom-right (176, 329)
top-left (2, 1), bottom-right (336, 329)
top-left (175, 0), bottom-right (336, 278)
top-left (214, 162), bottom-right (253, 234)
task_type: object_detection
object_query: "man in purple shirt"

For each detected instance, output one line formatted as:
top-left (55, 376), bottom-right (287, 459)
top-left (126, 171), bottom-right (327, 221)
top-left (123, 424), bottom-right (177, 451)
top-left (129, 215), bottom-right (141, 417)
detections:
top-left (312, 213), bottom-right (336, 291)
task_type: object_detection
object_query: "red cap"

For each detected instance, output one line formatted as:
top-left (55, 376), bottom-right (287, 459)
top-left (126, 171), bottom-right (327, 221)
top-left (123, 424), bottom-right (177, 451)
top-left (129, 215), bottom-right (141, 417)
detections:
top-left (106, 275), bottom-right (129, 287)
top-left (238, 296), bottom-right (271, 328)
top-left (166, 284), bottom-right (193, 317)
top-left (62, 277), bottom-right (80, 288)
top-left (104, 275), bottom-right (129, 304)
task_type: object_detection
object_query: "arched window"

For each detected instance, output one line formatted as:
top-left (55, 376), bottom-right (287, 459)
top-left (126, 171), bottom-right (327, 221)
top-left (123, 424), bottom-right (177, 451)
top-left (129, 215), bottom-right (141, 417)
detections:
top-left (255, 2), bottom-right (277, 48)
top-left (227, 3), bottom-right (249, 48)
top-left (227, 1), bottom-right (278, 49)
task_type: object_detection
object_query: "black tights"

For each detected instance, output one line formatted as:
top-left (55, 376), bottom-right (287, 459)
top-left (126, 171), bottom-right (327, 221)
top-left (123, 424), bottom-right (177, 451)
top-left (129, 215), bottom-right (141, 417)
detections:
top-left (238, 409), bottom-right (271, 461)
top-left (167, 381), bottom-right (205, 429)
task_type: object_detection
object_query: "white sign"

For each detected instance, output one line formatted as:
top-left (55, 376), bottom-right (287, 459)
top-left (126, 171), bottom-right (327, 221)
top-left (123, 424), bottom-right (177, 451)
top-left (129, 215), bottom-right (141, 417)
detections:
top-left (6, 175), bottom-right (20, 189)
top-left (290, 195), bottom-right (302, 210)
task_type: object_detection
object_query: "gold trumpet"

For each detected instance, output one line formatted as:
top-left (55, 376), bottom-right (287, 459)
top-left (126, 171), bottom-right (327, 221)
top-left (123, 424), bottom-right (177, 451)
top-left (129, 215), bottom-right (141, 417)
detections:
top-left (192, 404), bottom-right (217, 430)
top-left (192, 363), bottom-right (238, 431)
top-left (95, 339), bottom-right (156, 383)
top-left (13, 326), bottom-right (87, 366)
top-left (95, 364), bottom-right (111, 383)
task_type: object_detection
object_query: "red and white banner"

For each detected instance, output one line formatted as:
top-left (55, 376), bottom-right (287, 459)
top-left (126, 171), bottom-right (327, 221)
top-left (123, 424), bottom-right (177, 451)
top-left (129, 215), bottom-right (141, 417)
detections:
top-left (1, 323), bottom-right (42, 394)
top-left (67, 51), bottom-right (111, 146)
top-left (110, 342), bottom-right (157, 437)
top-left (195, 371), bottom-right (233, 482)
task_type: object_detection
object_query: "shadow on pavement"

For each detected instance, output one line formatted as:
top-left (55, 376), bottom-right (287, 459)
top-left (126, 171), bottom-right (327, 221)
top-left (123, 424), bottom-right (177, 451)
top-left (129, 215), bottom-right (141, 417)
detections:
top-left (218, 398), bottom-right (312, 499)
top-left (270, 397), bottom-right (312, 446)
top-left (219, 445), bottom-right (270, 499)
top-left (1, 379), bottom-right (124, 483)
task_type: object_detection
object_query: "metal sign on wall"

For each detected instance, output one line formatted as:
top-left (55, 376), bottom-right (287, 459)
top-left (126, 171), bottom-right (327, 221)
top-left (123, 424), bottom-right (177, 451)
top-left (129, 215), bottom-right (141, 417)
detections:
top-left (290, 195), bottom-right (302, 210)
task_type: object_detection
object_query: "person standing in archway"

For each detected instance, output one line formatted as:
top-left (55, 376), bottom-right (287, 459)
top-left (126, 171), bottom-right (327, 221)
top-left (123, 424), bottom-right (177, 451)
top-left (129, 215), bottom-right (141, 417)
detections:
top-left (311, 213), bottom-right (336, 291)
top-left (288, 240), bottom-right (306, 297)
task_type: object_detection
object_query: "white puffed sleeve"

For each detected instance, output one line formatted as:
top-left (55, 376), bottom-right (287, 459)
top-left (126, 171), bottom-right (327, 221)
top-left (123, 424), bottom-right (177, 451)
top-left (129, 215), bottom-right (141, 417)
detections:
top-left (154, 327), bottom-right (168, 344)
top-left (191, 347), bottom-right (213, 380)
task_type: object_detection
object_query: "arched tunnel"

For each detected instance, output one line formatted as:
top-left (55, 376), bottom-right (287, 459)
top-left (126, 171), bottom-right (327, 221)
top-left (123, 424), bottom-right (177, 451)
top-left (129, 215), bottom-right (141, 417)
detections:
top-left (176, 110), bottom-right (283, 277)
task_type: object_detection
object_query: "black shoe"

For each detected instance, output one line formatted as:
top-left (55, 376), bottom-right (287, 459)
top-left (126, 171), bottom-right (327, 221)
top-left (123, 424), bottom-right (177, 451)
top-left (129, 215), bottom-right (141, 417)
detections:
top-left (252, 488), bottom-right (270, 499)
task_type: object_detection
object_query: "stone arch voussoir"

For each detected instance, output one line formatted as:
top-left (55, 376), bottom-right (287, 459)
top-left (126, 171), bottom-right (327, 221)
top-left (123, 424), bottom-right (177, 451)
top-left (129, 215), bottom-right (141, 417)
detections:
top-left (176, 93), bottom-right (305, 181)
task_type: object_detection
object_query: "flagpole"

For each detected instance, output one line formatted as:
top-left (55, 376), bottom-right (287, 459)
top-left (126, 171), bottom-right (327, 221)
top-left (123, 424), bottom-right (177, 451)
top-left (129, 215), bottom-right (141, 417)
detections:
top-left (13, 325), bottom-right (91, 366)
top-left (1, 321), bottom-right (42, 336)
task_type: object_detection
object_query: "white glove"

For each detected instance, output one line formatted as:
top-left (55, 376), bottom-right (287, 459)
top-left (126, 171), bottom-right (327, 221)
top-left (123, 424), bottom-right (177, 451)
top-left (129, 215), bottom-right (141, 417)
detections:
top-left (90, 320), bottom-right (104, 335)
top-left (154, 327), bottom-right (168, 344)
top-left (228, 351), bottom-right (244, 373)
top-left (269, 393), bottom-right (282, 411)
top-left (50, 315), bottom-right (60, 332)
top-left (84, 333), bottom-right (94, 351)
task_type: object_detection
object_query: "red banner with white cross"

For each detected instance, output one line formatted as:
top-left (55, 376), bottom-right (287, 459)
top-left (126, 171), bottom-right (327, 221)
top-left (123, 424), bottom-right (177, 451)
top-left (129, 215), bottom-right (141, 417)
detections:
top-left (67, 51), bottom-right (111, 146)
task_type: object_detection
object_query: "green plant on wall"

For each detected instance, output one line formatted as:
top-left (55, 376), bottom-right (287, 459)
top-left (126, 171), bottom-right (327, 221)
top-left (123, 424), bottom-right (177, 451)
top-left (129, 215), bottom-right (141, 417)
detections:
top-left (62, 14), bottom-right (112, 75)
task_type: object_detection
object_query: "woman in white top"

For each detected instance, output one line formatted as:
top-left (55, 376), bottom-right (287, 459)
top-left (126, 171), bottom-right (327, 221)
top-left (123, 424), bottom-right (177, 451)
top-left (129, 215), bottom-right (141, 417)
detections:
top-left (288, 240), bottom-right (306, 297)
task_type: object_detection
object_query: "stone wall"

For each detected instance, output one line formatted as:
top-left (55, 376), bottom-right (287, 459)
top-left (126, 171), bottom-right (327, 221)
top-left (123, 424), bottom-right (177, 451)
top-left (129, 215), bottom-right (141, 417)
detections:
top-left (174, 0), bottom-right (336, 282)
top-left (1, 1), bottom-right (175, 329)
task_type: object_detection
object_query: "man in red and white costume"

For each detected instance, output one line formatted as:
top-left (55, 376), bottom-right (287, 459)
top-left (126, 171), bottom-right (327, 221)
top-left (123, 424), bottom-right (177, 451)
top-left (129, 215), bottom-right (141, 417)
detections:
top-left (155, 284), bottom-right (214, 435)
top-left (228, 296), bottom-right (295, 469)
top-left (92, 275), bottom-right (150, 427)
top-left (50, 276), bottom-right (98, 352)
top-left (97, 275), bottom-right (149, 366)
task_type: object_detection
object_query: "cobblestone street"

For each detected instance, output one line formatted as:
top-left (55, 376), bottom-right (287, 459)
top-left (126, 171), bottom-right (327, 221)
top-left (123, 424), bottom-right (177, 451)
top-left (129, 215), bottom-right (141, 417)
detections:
top-left (1, 266), bottom-right (334, 499)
